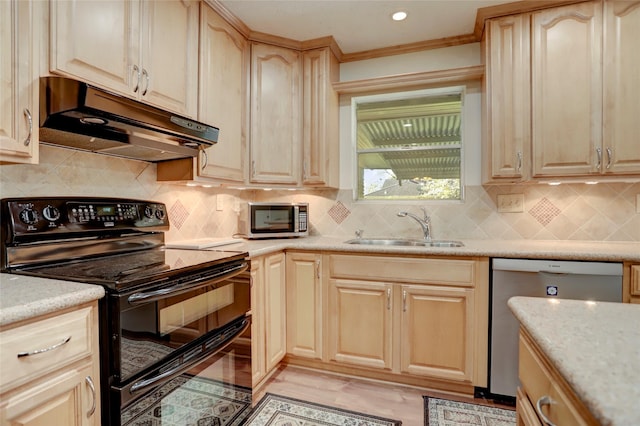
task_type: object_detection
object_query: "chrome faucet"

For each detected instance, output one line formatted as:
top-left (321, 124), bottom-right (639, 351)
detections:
top-left (397, 208), bottom-right (432, 241)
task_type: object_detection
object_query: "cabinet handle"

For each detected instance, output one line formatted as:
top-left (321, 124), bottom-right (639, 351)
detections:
top-left (315, 259), bottom-right (320, 279)
top-left (595, 147), bottom-right (602, 170)
top-left (516, 151), bottom-right (522, 173)
top-left (17, 335), bottom-right (71, 358)
top-left (606, 147), bottom-right (613, 170)
top-left (535, 395), bottom-right (557, 426)
top-left (141, 68), bottom-right (150, 96)
top-left (132, 65), bottom-right (140, 93)
top-left (23, 108), bottom-right (32, 146)
top-left (402, 290), bottom-right (407, 312)
top-left (85, 376), bottom-right (96, 417)
top-left (201, 150), bottom-right (208, 169)
top-left (386, 288), bottom-right (391, 310)
top-left (252, 160), bottom-right (256, 177)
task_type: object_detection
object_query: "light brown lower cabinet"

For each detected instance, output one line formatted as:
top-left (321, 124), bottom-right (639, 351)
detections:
top-left (0, 302), bottom-right (101, 426)
top-left (286, 252), bottom-right (323, 360)
top-left (517, 329), bottom-right (599, 426)
top-left (251, 252), bottom-right (287, 388)
top-left (625, 263), bottom-right (640, 304)
top-left (285, 252), bottom-right (489, 392)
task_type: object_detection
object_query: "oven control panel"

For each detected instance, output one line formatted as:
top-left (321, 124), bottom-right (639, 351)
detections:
top-left (2, 197), bottom-right (170, 237)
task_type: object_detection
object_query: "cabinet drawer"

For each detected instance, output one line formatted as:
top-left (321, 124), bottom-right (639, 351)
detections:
top-left (516, 386), bottom-right (543, 426)
top-left (328, 255), bottom-right (476, 287)
top-left (0, 306), bottom-right (95, 394)
top-left (518, 331), bottom-right (597, 426)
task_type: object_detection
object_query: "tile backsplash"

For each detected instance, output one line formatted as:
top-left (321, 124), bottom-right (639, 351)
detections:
top-left (1, 146), bottom-right (639, 242)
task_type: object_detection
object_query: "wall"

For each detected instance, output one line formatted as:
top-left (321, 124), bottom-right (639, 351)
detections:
top-left (0, 145), bottom-right (249, 243)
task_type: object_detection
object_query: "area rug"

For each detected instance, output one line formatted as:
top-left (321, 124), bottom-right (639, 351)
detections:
top-left (244, 393), bottom-right (402, 425)
top-left (424, 397), bottom-right (515, 426)
top-left (121, 374), bottom-right (252, 426)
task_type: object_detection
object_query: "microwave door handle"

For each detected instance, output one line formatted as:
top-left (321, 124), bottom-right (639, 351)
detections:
top-left (129, 318), bottom-right (250, 394)
top-left (127, 262), bottom-right (248, 305)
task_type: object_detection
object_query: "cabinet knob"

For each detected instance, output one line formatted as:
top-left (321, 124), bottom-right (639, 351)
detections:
top-left (535, 395), bottom-right (557, 426)
top-left (132, 65), bottom-right (141, 93)
top-left (85, 376), bottom-right (96, 418)
top-left (606, 147), bottom-right (613, 170)
top-left (17, 335), bottom-right (71, 357)
top-left (23, 108), bottom-right (32, 146)
top-left (141, 68), bottom-right (150, 96)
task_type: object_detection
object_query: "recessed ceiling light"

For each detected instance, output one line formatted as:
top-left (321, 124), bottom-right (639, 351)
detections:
top-left (392, 11), bottom-right (407, 21)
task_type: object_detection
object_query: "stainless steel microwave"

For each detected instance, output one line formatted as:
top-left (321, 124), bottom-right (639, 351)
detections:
top-left (238, 202), bottom-right (309, 239)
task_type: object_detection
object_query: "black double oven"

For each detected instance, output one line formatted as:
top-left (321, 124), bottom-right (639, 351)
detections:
top-left (1, 197), bottom-right (252, 425)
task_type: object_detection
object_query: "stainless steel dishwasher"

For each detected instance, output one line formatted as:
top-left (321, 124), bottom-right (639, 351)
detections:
top-left (489, 258), bottom-right (623, 399)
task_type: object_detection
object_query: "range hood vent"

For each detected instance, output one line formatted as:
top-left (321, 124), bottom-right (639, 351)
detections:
top-left (39, 77), bottom-right (219, 162)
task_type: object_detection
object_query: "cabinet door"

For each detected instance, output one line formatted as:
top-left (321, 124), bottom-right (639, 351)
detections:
top-left (250, 43), bottom-right (301, 185)
top-left (250, 258), bottom-right (266, 386)
top-left (141, 0), bottom-right (199, 117)
top-left (50, 0), bottom-right (137, 96)
top-left (286, 252), bottom-right (322, 359)
top-left (483, 14), bottom-right (530, 181)
top-left (264, 253), bottom-right (287, 371)
top-left (302, 48), bottom-right (340, 187)
top-left (0, 0), bottom-right (39, 164)
top-left (531, 2), bottom-right (602, 177)
top-left (400, 285), bottom-right (474, 382)
top-left (0, 363), bottom-right (98, 426)
top-left (328, 279), bottom-right (392, 370)
top-left (603, 1), bottom-right (640, 175)
top-left (199, 5), bottom-right (248, 182)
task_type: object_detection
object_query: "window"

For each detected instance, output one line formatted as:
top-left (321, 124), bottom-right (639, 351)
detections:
top-left (353, 88), bottom-right (464, 201)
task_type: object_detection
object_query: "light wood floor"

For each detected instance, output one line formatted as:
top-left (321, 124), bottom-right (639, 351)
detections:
top-left (254, 364), bottom-right (514, 426)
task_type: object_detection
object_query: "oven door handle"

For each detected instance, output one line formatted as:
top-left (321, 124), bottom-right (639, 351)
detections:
top-left (127, 261), bottom-right (248, 304)
top-left (129, 317), bottom-right (250, 395)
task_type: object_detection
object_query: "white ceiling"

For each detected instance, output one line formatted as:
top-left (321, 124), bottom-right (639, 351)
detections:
top-left (219, 0), bottom-right (517, 54)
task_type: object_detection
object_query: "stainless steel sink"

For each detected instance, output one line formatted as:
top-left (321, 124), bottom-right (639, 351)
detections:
top-left (344, 238), bottom-right (464, 247)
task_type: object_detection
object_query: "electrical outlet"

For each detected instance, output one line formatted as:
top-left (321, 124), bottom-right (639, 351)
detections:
top-left (216, 195), bottom-right (224, 211)
top-left (497, 194), bottom-right (524, 213)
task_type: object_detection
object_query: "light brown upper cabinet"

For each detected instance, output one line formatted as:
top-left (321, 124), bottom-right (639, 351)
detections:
top-left (602, 1), bottom-right (640, 175)
top-left (483, 1), bottom-right (640, 183)
top-left (531, 2), bottom-right (603, 177)
top-left (249, 42), bottom-right (302, 185)
top-left (197, 3), bottom-right (248, 183)
top-left (302, 48), bottom-right (340, 188)
top-left (50, 0), bottom-right (199, 118)
top-left (0, 0), bottom-right (39, 164)
top-left (483, 14), bottom-right (531, 182)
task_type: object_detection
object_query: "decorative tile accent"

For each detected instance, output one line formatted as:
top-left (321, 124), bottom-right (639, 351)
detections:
top-left (169, 199), bottom-right (190, 230)
top-left (528, 197), bottom-right (561, 226)
top-left (328, 201), bottom-right (351, 224)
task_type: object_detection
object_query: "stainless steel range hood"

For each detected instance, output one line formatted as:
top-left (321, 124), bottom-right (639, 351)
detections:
top-left (39, 76), bottom-right (219, 162)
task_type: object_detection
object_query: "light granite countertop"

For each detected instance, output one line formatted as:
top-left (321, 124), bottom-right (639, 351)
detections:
top-left (508, 296), bottom-right (640, 426)
top-left (217, 236), bottom-right (640, 262)
top-left (2, 237), bottom-right (637, 332)
top-left (0, 274), bottom-right (105, 327)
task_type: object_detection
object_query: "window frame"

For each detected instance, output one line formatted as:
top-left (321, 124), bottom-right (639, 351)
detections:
top-left (351, 86), bottom-right (467, 204)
